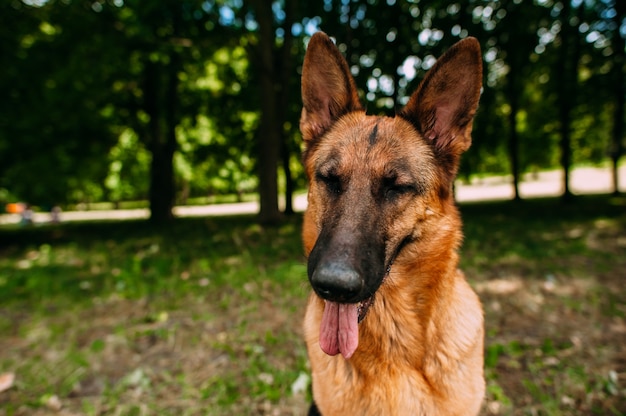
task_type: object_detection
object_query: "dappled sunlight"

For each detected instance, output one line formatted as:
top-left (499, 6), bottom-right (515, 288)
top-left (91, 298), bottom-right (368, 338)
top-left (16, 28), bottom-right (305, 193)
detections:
top-left (475, 277), bottom-right (523, 295)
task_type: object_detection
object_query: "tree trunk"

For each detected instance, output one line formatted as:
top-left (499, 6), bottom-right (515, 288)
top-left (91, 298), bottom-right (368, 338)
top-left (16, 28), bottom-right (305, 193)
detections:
top-left (611, 0), bottom-right (625, 195)
top-left (279, 0), bottom-right (296, 216)
top-left (149, 140), bottom-right (175, 223)
top-left (252, 0), bottom-right (282, 224)
top-left (143, 56), bottom-right (179, 223)
top-left (507, 65), bottom-right (521, 201)
top-left (556, 1), bottom-right (579, 202)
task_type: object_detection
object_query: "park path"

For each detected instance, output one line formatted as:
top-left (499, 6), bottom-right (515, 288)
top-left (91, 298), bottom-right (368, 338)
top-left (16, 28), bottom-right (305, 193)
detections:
top-left (1, 166), bottom-right (624, 225)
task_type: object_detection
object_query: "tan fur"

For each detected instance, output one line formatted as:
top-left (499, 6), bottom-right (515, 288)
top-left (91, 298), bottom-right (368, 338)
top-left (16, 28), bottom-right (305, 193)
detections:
top-left (300, 32), bottom-right (484, 415)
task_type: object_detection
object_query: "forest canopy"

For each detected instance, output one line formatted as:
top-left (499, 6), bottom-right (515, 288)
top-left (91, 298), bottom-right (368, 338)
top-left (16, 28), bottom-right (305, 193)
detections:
top-left (0, 0), bottom-right (624, 222)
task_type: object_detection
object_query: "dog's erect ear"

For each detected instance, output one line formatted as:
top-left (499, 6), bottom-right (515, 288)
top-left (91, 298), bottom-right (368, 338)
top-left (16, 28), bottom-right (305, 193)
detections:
top-left (399, 37), bottom-right (482, 157)
top-left (300, 32), bottom-right (363, 144)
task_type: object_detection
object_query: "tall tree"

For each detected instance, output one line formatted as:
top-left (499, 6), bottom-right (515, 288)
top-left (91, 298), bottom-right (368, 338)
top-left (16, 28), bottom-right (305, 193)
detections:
top-left (491, 2), bottom-right (546, 201)
top-left (278, 0), bottom-right (297, 215)
top-left (109, 0), bottom-right (222, 222)
top-left (249, 0), bottom-right (281, 224)
top-left (610, 0), bottom-right (625, 194)
top-left (246, 0), bottom-right (299, 223)
top-left (141, 54), bottom-right (181, 223)
top-left (556, 0), bottom-right (582, 200)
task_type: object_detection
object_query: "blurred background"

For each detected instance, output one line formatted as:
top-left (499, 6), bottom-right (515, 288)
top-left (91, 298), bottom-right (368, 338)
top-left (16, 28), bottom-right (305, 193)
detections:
top-left (0, 0), bottom-right (624, 223)
top-left (1, 1), bottom-right (625, 415)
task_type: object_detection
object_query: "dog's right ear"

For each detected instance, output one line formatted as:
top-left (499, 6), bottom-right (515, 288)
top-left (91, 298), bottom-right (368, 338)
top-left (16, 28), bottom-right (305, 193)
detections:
top-left (300, 32), bottom-right (363, 144)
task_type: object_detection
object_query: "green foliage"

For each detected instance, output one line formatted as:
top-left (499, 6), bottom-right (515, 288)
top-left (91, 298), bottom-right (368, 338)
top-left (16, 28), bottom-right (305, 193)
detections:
top-left (0, 1), bottom-right (122, 204)
top-left (176, 44), bottom-right (260, 198)
top-left (105, 129), bottom-right (151, 202)
top-left (0, 0), bottom-right (624, 209)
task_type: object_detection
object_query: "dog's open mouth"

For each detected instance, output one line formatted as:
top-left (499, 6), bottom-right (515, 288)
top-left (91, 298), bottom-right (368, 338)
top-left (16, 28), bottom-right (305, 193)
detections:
top-left (317, 263), bottom-right (398, 359)
top-left (318, 296), bottom-right (374, 359)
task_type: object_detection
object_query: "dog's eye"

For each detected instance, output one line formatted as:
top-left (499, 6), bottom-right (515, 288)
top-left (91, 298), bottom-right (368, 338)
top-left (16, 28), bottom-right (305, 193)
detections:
top-left (316, 172), bottom-right (342, 194)
top-left (384, 181), bottom-right (416, 200)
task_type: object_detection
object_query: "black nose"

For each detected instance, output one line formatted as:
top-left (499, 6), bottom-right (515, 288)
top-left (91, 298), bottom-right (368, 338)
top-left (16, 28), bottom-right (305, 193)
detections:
top-left (311, 262), bottom-right (363, 303)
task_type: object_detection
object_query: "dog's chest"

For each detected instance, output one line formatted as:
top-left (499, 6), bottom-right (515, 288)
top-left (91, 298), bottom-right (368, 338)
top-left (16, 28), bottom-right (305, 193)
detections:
top-left (310, 361), bottom-right (434, 415)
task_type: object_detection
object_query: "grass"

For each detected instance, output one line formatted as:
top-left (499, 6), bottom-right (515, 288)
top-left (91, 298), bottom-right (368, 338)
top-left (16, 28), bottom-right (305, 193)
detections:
top-left (1, 195), bottom-right (625, 415)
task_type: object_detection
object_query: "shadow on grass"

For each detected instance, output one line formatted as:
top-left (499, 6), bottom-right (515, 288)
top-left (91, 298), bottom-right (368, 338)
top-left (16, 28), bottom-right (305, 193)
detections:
top-left (0, 214), bottom-right (306, 304)
top-left (1, 194), bottom-right (624, 303)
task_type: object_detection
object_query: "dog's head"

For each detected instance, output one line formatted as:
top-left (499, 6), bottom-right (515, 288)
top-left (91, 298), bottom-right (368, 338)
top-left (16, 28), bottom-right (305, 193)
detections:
top-left (300, 32), bottom-right (482, 358)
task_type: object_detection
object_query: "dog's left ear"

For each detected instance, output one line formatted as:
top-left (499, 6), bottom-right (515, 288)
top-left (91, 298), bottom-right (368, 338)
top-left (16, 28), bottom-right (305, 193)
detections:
top-left (399, 37), bottom-right (482, 157)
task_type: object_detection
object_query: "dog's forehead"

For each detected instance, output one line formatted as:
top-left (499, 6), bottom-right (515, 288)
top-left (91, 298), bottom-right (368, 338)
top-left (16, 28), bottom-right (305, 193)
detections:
top-left (315, 113), bottom-right (432, 173)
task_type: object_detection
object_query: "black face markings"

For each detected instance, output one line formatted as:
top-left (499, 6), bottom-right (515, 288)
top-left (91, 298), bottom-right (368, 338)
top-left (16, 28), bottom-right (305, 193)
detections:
top-left (316, 171), bottom-right (343, 195)
top-left (368, 122), bottom-right (379, 146)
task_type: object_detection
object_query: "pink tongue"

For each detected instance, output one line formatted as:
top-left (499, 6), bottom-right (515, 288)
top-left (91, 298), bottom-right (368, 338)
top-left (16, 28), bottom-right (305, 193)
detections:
top-left (319, 301), bottom-right (359, 359)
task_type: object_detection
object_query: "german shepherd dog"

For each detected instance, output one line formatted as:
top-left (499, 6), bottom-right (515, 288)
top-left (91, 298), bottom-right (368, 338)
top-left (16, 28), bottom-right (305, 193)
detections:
top-left (299, 32), bottom-right (485, 415)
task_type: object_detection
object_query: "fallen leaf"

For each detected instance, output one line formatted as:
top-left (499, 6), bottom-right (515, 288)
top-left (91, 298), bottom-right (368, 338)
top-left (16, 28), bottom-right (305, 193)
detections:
top-left (0, 372), bottom-right (15, 393)
top-left (43, 394), bottom-right (62, 411)
top-left (291, 372), bottom-right (310, 396)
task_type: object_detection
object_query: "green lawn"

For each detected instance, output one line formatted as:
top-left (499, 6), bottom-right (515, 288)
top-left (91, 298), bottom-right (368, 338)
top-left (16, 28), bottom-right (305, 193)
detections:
top-left (1, 195), bottom-right (625, 415)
